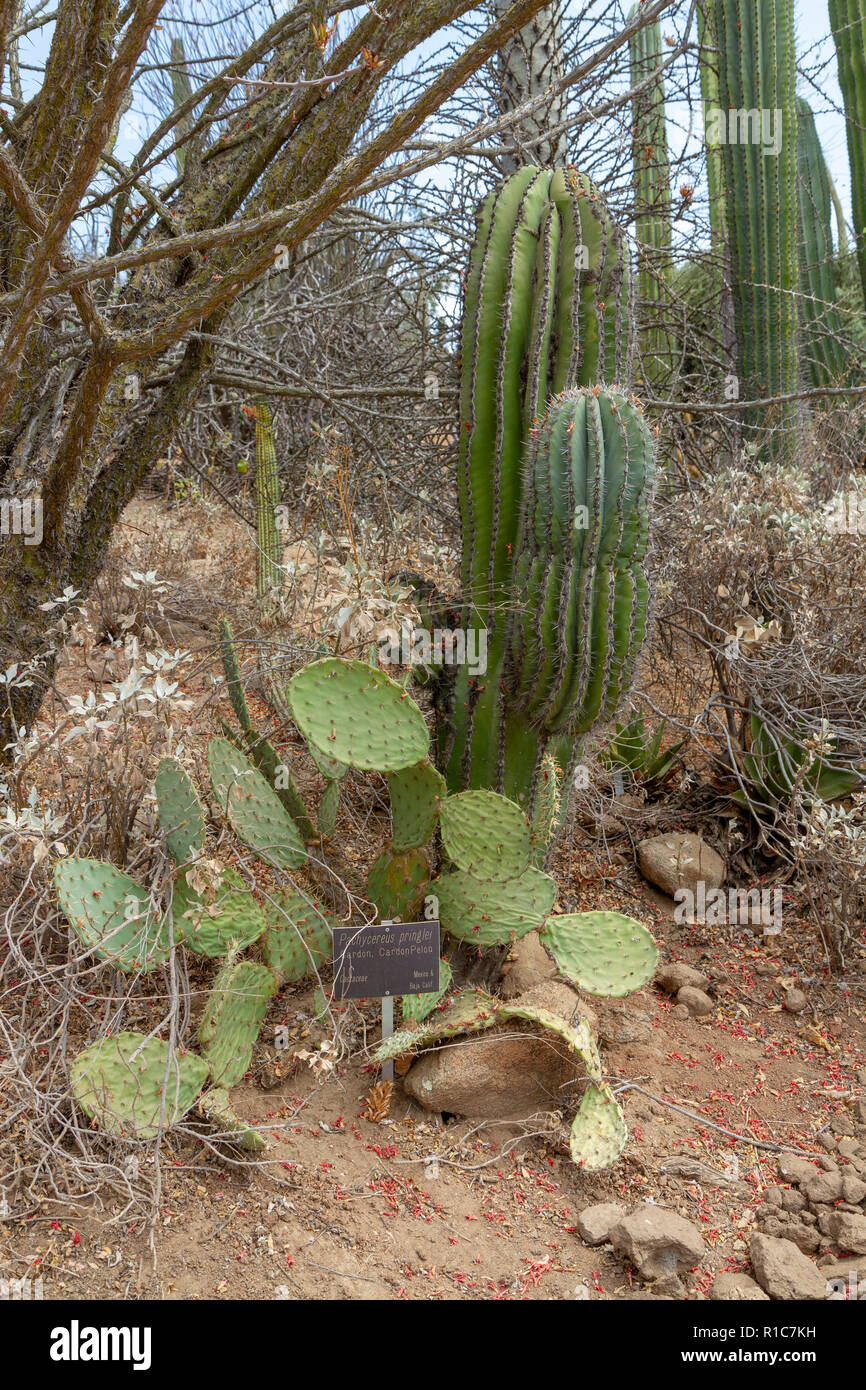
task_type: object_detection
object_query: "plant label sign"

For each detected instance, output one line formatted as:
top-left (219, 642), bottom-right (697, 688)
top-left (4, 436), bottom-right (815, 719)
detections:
top-left (332, 920), bottom-right (441, 999)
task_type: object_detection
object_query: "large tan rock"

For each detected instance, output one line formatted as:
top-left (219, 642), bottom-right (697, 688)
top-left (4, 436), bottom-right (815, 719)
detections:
top-left (749, 1233), bottom-right (828, 1300)
top-left (610, 1206), bottom-right (705, 1280)
top-left (637, 834), bottom-right (724, 897)
top-left (403, 982), bottom-right (587, 1121)
top-left (498, 932), bottom-right (556, 999)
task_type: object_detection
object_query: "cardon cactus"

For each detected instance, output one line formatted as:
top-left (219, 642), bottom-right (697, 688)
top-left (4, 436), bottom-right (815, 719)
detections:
top-left (250, 401), bottom-right (283, 622)
top-left (707, 0), bottom-right (800, 444)
top-left (288, 657), bottom-right (429, 772)
top-left (628, 3), bottom-right (674, 383)
top-left (829, 0), bottom-right (866, 307)
top-left (71, 1032), bottom-right (209, 1139)
top-left (444, 166), bottom-right (633, 800)
top-left (796, 95), bottom-right (850, 387)
top-left (54, 858), bottom-right (173, 971)
top-left (208, 736), bottom-right (307, 871)
top-left (199, 956), bottom-right (276, 1088)
top-left (155, 757), bottom-right (205, 868)
top-left (503, 385), bottom-right (654, 808)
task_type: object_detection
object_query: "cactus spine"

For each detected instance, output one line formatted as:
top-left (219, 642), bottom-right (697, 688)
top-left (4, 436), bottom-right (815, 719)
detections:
top-left (628, 5), bottom-right (674, 383)
top-left (708, 0), bottom-right (800, 446)
top-left (829, 0), bottom-right (866, 306)
top-left (445, 167), bottom-right (633, 800)
top-left (796, 96), bottom-right (849, 387)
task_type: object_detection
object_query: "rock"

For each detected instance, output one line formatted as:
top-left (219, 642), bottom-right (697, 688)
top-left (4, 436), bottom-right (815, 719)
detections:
top-left (842, 1175), bottom-right (866, 1204)
top-left (779, 1188), bottom-right (807, 1213)
top-left (596, 1003), bottom-right (653, 1047)
top-left (817, 1153), bottom-right (838, 1172)
top-left (803, 1171), bottom-right (843, 1204)
top-left (749, 1233), bottom-right (828, 1300)
top-left (676, 986), bottom-right (714, 1018)
top-left (852, 1097), bottom-right (866, 1125)
top-left (577, 1202), bottom-right (626, 1247)
top-left (610, 1205), bottom-right (705, 1281)
top-left (777, 1154), bottom-right (819, 1186)
top-left (784, 988), bottom-right (808, 1014)
top-left (656, 962), bottom-right (711, 994)
top-left (711, 1272), bottom-right (769, 1302)
top-left (671, 1004), bottom-right (690, 1021)
top-left (763, 1186), bottom-right (784, 1208)
top-left (818, 1132), bottom-right (838, 1152)
top-left (498, 932), bottom-right (557, 999)
top-left (637, 833), bottom-right (725, 897)
top-left (403, 1015), bottom-right (584, 1121)
top-left (650, 1273), bottom-right (687, 1298)
top-left (760, 1217), bottom-right (821, 1254)
top-left (825, 1211), bottom-right (866, 1253)
top-left (512, 979), bottom-right (583, 1022)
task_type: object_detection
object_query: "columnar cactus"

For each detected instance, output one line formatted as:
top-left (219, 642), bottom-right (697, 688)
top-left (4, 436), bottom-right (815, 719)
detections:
top-left (829, 0), bottom-right (866, 307)
top-left (445, 167), bottom-right (635, 803)
top-left (708, 0), bottom-right (800, 444)
top-left (796, 96), bottom-right (849, 388)
top-left (628, 4), bottom-right (674, 383)
top-left (251, 401), bottom-right (283, 621)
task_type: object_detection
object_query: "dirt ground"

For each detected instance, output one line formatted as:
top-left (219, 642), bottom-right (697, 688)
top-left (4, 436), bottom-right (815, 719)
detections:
top-left (2, 496), bottom-right (865, 1302)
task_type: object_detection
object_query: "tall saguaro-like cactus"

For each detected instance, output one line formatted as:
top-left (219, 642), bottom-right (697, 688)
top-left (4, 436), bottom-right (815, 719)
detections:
top-left (708, 0), bottom-right (800, 447)
top-left (444, 168), bottom-right (652, 817)
top-left (796, 96), bottom-right (849, 388)
top-left (628, 4), bottom-right (674, 383)
top-left (829, 0), bottom-right (866, 308)
top-left (494, 0), bottom-right (568, 171)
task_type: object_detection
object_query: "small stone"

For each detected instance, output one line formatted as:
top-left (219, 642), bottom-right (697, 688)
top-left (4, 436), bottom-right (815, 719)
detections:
top-left (760, 1218), bottom-right (821, 1254)
top-left (596, 1003), bottom-right (653, 1047)
top-left (817, 1132), bottom-right (838, 1152)
top-left (576, 1202), bottom-right (625, 1247)
top-left (825, 1211), bottom-right (866, 1254)
top-left (649, 1273), bottom-right (687, 1299)
top-left (671, 1004), bottom-right (690, 1021)
top-left (803, 1171), bottom-right (843, 1204)
top-left (637, 833), bottom-right (725, 898)
top-left (783, 988), bottom-right (808, 1014)
top-left (763, 1186), bottom-right (784, 1208)
top-left (842, 1175), bottom-right (866, 1204)
top-left (779, 1188), bottom-right (807, 1214)
top-left (610, 1205), bottom-right (705, 1281)
top-left (656, 962), bottom-right (711, 994)
top-left (498, 932), bottom-right (557, 999)
top-left (711, 1272), bottom-right (769, 1302)
top-left (817, 1154), bottom-right (838, 1172)
top-left (676, 986), bottom-right (714, 1018)
top-left (777, 1154), bottom-right (819, 1186)
top-left (749, 1233), bottom-right (828, 1301)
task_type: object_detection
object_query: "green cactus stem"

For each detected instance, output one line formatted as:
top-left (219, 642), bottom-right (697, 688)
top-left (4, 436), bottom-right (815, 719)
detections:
top-left (829, 0), bottom-right (866, 307)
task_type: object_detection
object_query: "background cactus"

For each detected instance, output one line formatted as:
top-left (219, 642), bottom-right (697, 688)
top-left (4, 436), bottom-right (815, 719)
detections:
top-left (155, 757), bottom-right (205, 868)
top-left (263, 886), bottom-right (334, 981)
top-left (829, 0), bottom-right (866, 308)
top-left (628, 4), bottom-right (674, 383)
top-left (707, 0), bottom-right (800, 448)
top-left (250, 401), bottom-right (283, 623)
top-left (172, 865), bottom-right (266, 958)
top-left (796, 96), bottom-right (849, 387)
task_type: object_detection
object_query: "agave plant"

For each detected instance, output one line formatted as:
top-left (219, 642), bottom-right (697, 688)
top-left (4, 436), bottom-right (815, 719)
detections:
top-left (600, 713), bottom-right (688, 793)
top-left (732, 714), bottom-right (863, 820)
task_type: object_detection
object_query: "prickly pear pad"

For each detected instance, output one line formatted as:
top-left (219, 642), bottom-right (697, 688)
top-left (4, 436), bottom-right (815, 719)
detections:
top-left (154, 757), bottom-right (205, 867)
top-left (199, 960), bottom-right (276, 1089)
top-left (54, 858), bottom-right (173, 972)
top-left (540, 911), bottom-right (658, 997)
top-left (207, 736), bottom-right (306, 871)
top-left (569, 1081), bottom-right (628, 1171)
top-left (439, 789), bottom-right (530, 879)
top-left (70, 1032), bottom-right (209, 1139)
top-left (435, 865), bottom-right (555, 945)
top-left (389, 761), bottom-right (446, 850)
top-left (288, 658), bottom-right (429, 771)
top-left (172, 865), bottom-right (265, 958)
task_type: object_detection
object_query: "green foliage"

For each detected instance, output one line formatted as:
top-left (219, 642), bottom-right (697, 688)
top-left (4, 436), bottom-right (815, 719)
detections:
top-left (829, 0), bottom-right (866, 309)
top-left (71, 1032), bottom-right (209, 1139)
top-left (366, 846), bottom-right (429, 921)
top-left (439, 789), bottom-right (530, 880)
top-left (600, 713), bottom-right (687, 791)
top-left (388, 760), bottom-right (446, 850)
top-left (569, 1082), bottom-right (629, 1171)
top-left (154, 757), bottom-right (206, 868)
top-left (528, 752), bottom-right (562, 868)
top-left (733, 714), bottom-right (863, 816)
top-left (628, 3), bottom-right (674, 383)
top-left (796, 95), bottom-right (849, 387)
top-left (434, 864), bottom-right (556, 946)
top-left (208, 736), bottom-right (307, 870)
top-left (263, 886), bottom-right (334, 982)
top-left (199, 957), bottom-right (276, 1088)
top-left (172, 866), bottom-right (266, 958)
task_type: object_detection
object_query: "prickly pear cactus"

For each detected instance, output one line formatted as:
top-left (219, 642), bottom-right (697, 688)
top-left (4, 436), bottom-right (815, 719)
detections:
top-left (198, 1087), bottom-right (266, 1152)
top-left (540, 911), bottom-right (658, 997)
top-left (207, 736), bottom-right (306, 871)
top-left (439, 789), bottom-right (530, 880)
top-left (569, 1081), bottom-right (628, 1171)
top-left (434, 864), bottom-right (555, 946)
top-left (288, 658), bottom-right (429, 772)
top-left (155, 758), bottom-right (205, 868)
top-left (70, 1032), bottom-right (209, 1139)
top-left (366, 847), bottom-right (429, 922)
top-left (199, 957), bottom-right (276, 1089)
top-left (388, 761), bottom-right (446, 850)
top-left (263, 886), bottom-right (334, 981)
top-left (54, 858), bottom-right (174, 972)
top-left (172, 864), bottom-right (266, 958)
